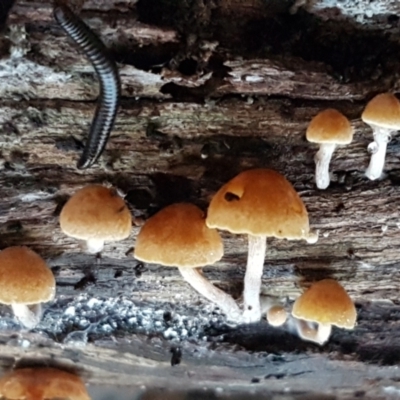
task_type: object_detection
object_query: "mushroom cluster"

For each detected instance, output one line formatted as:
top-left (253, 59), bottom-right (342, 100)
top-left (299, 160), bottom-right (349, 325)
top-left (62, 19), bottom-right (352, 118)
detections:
top-left (306, 92), bottom-right (400, 187)
top-left (0, 170), bottom-right (356, 345)
top-left (8, 92), bottom-right (396, 353)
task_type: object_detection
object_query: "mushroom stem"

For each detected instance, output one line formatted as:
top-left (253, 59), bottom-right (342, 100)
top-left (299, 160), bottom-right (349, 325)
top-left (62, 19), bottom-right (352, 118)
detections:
top-left (243, 234), bottom-right (267, 323)
top-left (11, 303), bottom-right (42, 329)
top-left (178, 267), bottom-right (242, 322)
top-left (314, 143), bottom-right (336, 190)
top-left (295, 319), bottom-right (332, 345)
top-left (86, 238), bottom-right (105, 253)
top-left (365, 127), bottom-right (392, 180)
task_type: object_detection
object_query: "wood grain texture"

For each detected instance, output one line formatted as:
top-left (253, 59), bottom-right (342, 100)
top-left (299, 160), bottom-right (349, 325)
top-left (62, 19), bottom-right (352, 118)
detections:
top-left (0, 0), bottom-right (400, 397)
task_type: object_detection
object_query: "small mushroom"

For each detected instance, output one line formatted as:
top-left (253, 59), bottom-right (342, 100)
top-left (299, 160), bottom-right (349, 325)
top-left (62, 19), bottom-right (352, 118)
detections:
top-left (306, 109), bottom-right (353, 190)
top-left (292, 279), bottom-right (356, 345)
top-left (60, 184), bottom-right (132, 253)
top-left (0, 367), bottom-right (91, 400)
top-left (266, 305), bottom-right (288, 327)
top-left (362, 93), bottom-right (400, 180)
top-left (206, 169), bottom-right (313, 323)
top-left (0, 246), bottom-right (55, 329)
top-left (134, 203), bottom-right (242, 322)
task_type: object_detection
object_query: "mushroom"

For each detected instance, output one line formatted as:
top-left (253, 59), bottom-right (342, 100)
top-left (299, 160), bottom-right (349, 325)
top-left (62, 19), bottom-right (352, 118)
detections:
top-left (60, 184), bottom-right (132, 253)
top-left (292, 279), bottom-right (356, 345)
top-left (134, 203), bottom-right (242, 322)
top-left (0, 367), bottom-right (91, 400)
top-left (306, 109), bottom-right (353, 190)
top-left (0, 246), bottom-right (55, 329)
top-left (206, 169), bottom-right (313, 323)
top-left (362, 93), bottom-right (400, 180)
top-left (266, 305), bottom-right (288, 327)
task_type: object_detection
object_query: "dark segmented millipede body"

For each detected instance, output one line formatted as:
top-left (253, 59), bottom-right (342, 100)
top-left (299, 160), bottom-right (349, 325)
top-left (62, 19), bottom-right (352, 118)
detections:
top-left (53, 3), bottom-right (121, 169)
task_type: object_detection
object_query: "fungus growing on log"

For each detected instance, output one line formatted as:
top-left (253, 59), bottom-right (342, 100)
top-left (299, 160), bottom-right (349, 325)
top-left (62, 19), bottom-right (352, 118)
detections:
top-left (206, 169), bottom-right (313, 323)
top-left (362, 93), bottom-right (400, 180)
top-left (292, 279), bottom-right (357, 345)
top-left (134, 203), bottom-right (242, 322)
top-left (0, 246), bottom-right (55, 329)
top-left (266, 305), bottom-right (288, 327)
top-left (60, 185), bottom-right (132, 253)
top-left (306, 109), bottom-right (353, 190)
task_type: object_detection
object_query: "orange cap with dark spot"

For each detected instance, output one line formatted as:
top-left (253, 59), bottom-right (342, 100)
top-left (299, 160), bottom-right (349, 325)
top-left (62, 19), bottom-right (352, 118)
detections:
top-left (206, 169), bottom-right (309, 239)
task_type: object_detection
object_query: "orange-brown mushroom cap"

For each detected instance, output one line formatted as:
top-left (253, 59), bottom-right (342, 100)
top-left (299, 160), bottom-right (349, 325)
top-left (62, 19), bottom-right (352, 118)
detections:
top-left (0, 247), bottom-right (55, 305)
top-left (266, 305), bottom-right (288, 327)
top-left (0, 367), bottom-right (91, 400)
top-left (206, 169), bottom-right (309, 239)
top-left (292, 279), bottom-right (356, 329)
top-left (306, 109), bottom-right (353, 144)
top-left (134, 203), bottom-right (223, 268)
top-left (60, 185), bottom-right (132, 242)
top-left (362, 93), bottom-right (400, 129)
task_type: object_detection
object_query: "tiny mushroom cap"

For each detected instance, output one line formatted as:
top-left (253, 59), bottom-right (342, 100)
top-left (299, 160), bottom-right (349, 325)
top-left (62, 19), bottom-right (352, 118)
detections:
top-left (134, 203), bottom-right (241, 322)
top-left (266, 305), bottom-right (288, 327)
top-left (0, 246), bottom-right (55, 329)
top-left (306, 109), bottom-right (353, 190)
top-left (60, 185), bottom-right (132, 253)
top-left (0, 367), bottom-right (91, 400)
top-left (206, 168), bottom-right (312, 323)
top-left (361, 93), bottom-right (400, 180)
top-left (292, 279), bottom-right (356, 344)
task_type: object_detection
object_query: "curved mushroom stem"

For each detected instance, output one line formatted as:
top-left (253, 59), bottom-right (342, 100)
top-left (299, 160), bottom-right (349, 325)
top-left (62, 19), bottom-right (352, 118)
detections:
top-left (11, 303), bottom-right (43, 329)
top-left (178, 267), bottom-right (242, 323)
top-left (314, 143), bottom-right (336, 190)
top-left (295, 319), bottom-right (332, 345)
top-left (86, 238), bottom-right (104, 253)
top-left (243, 234), bottom-right (267, 323)
top-left (365, 127), bottom-right (392, 180)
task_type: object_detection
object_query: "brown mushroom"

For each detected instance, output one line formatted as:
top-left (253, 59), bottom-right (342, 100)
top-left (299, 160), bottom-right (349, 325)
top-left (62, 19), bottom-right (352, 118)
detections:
top-left (206, 169), bottom-right (313, 323)
top-left (266, 305), bottom-right (288, 327)
top-left (292, 279), bottom-right (357, 345)
top-left (134, 203), bottom-right (241, 322)
top-left (0, 246), bottom-right (55, 329)
top-left (60, 185), bottom-right (132, 253)
top-left (362, 93), bottom-right (400, 180)
top-left (0, 367), bottom-right (90, 400)
top-left (306, 109), bottom-right (353, 190)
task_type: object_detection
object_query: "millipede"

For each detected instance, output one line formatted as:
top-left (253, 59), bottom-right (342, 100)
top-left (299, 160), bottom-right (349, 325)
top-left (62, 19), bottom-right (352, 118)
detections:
top-left (53, 3), bottom-right (121, 169)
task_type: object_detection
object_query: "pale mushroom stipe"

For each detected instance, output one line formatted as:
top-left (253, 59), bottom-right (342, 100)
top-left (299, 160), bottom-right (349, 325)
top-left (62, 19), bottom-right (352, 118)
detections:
top-left (306, 109), bottom-right (353, 190)
top-left (60, 185), bottom-right (132, 253)
top-left (0, 246), bottom-right (55, 329)
top-left (292, 279), bottom-right (357, 345)
top-left (206, 169), bottom-right (315, 323)
top-left (362, 93), bottom-right (400, 180)
top-left (134, 203), bottom-right (242, 322)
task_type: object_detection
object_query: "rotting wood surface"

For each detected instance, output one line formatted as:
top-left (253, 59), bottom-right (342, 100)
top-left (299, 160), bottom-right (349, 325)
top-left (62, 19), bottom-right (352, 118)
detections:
top-left (0, 0), bottom-right (400, 398)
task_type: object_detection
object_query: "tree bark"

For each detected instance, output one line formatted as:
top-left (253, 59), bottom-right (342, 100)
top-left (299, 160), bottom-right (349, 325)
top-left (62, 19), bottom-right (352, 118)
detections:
top-left (0, 0), bottom-right (400, 398)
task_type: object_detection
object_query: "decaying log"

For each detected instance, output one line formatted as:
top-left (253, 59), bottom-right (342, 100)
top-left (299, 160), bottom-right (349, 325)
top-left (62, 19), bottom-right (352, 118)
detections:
top-left (1, 0), bottom-right (400, 398)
